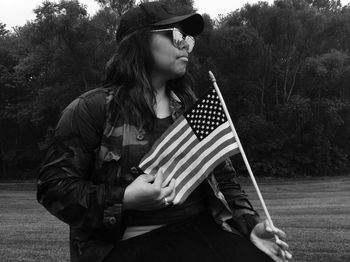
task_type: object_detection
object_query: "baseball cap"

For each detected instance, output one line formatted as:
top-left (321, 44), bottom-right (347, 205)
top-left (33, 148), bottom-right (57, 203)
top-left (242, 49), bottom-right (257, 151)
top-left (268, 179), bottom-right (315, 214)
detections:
top-left (116, 2), bottom-right (204, 43)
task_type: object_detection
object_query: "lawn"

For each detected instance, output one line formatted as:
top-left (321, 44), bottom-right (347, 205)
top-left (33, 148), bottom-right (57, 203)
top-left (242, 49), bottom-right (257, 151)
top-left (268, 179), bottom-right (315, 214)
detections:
top-left (0, 176), bottom-right (349, 262)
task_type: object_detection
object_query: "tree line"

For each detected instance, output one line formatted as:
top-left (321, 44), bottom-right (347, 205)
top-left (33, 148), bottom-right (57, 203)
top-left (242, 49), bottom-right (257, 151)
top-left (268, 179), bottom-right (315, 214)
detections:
top-left (0, 0), bottom-right (349, 179)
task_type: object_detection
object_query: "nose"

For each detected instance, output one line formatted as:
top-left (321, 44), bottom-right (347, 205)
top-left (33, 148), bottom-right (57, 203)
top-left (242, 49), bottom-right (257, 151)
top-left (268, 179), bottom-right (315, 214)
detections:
top-left (178, 39), bottom-right (190, 53)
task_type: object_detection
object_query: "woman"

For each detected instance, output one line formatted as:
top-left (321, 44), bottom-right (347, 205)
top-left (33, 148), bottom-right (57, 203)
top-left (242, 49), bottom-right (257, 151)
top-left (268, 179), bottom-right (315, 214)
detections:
top-left (37, 2), bottom-right (292, 262)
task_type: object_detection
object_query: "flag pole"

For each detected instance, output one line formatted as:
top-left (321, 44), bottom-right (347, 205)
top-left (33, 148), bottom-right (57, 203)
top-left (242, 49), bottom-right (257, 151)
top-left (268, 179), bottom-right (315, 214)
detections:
top-left (208, 71), bottom-right (277, 232)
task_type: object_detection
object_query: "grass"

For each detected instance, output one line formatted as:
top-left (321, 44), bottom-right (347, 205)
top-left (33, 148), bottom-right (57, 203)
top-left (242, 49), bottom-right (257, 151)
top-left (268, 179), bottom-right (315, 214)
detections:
top-left (0, 176), bottom-right (349, 262)
top-left (240, 176), bottom-right (350, 262)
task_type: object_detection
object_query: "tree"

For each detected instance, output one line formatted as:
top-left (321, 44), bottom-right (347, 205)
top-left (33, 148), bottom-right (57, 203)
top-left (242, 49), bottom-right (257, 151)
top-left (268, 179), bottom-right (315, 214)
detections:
top-left (1, 0), bottom-right (349, 179)
top-left (0, 0), bottom-right (117, 178)
top-left (95, 0), bottom-right (135, 16)
top-left (160, 0), bottom-right (195, 13)
top-left (0, 22), bottom-right (9, 37)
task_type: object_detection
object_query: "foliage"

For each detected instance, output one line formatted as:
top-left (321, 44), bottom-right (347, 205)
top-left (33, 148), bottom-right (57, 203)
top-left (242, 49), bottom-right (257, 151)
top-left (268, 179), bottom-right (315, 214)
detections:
top-left (0, 0), bottom-right (349, 179)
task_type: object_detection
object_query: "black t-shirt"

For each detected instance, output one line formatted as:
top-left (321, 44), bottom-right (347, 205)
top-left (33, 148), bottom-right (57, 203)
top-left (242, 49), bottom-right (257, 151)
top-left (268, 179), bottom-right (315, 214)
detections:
top-left (124, 115), bottom-right (207, 226)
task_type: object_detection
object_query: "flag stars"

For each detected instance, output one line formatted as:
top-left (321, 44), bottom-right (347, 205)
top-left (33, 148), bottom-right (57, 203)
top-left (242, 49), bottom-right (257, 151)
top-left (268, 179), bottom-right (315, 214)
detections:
top-left (185, 90), bottom-right (227, 140)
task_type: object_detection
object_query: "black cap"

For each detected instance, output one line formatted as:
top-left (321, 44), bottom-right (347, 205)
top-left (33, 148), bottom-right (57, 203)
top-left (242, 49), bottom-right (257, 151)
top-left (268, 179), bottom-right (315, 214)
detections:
top-left (116, 2), bottom-right (204, 43)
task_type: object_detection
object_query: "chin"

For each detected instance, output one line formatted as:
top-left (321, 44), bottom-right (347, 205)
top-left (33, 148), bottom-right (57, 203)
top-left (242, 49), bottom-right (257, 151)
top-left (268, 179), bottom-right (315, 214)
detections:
top-left (177, 69), bottom-right (187, 77)
top-left (163, 65), bottom-right (187, 80)
top-left (174, 66), bottom-right (187, 77)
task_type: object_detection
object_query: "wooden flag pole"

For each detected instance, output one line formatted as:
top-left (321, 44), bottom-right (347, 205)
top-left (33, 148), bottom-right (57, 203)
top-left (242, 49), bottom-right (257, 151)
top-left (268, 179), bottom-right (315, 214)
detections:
top-left (209, 71), bottom-right (277, 232)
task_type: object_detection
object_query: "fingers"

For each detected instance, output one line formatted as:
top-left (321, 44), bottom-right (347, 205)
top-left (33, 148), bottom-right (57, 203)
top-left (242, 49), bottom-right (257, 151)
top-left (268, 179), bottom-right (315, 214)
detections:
top-left (276, 238), bottom-right (289, 250)
top-left (285, 251), bottom-right (292, 260)
top-left (264, 220), bottom-right (292, 261)
top-left (265, 220), bottom-right (287, 241)
top-left (270, 245), bottom-right (292, 262)
top-left (270, 254), bottom-right (283, 262)
top-left (279, 249), bottom-right (292, 262)
top-left (141, 173), bottom-right (156, 183)
top-left (275, 234), bottom-right (292, 262)
top-left (284, 250), bottom-right (292, 260)
top-left (153, 169), bottom-right (164, 188)
top-left (163, 179), bottom-right (176, 202)
top-left (274, 230), bottom-right (291, 261)
top-left (272, 227), bottom-right (287, 240)
top-left (160, 179), bottom-right (176, 201)
top-left (142, 170), bottom-right (176, 208)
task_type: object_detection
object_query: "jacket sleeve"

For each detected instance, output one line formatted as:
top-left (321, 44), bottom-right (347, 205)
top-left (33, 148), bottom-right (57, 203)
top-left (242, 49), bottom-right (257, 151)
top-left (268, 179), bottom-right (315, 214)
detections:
top-left (37, 93), bottom-right (125, 231)
top-left (213, 158), bottom-right (261, 237)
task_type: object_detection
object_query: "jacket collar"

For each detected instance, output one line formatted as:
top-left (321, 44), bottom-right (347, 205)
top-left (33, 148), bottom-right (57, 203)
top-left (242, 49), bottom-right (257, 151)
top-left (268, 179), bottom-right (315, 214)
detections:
top-left (169, 90), bottom-right (184, 120)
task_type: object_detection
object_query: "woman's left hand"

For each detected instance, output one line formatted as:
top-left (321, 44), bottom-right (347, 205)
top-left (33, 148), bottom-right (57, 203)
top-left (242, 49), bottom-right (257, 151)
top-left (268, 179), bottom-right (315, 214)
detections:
top-left (250, 219), bottom-right (292, 262)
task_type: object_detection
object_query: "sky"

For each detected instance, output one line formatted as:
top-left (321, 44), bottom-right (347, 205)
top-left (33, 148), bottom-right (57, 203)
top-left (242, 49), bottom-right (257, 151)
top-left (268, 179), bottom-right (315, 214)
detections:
top-left (1, 0), bottom-right (350, 30)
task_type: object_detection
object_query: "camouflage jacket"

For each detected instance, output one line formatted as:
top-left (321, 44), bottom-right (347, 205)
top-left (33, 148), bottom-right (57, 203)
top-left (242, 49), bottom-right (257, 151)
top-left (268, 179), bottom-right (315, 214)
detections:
top-left (37, 87), bottom-right (260, 262)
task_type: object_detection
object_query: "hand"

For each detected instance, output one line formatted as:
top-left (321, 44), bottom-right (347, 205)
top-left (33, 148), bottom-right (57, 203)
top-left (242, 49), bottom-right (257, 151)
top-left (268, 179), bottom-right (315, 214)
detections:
top-left (123, 170), bottom-right (176, 211)
top-left (250, 219), bottom-right (292, 262)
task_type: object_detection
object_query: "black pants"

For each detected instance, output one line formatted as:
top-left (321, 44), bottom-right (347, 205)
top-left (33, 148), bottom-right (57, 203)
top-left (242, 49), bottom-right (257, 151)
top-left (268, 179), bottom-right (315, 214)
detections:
top-left (104, 212), bottom-right (273, 262)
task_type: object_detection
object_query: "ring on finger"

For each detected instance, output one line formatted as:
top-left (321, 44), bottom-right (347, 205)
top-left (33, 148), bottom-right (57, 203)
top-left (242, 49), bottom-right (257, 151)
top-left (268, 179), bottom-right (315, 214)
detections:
top-left (164, 197), bottom-right (169, 206)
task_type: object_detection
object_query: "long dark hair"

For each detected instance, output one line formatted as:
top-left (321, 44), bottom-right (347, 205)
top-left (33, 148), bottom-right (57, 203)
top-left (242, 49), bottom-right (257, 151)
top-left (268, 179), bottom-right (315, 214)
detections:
top-left (103, 28), bottom-right (196, 131)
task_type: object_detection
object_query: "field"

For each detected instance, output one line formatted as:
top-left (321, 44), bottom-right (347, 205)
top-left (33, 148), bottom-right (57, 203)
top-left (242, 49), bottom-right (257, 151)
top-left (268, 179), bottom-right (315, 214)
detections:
top-left (0, 176), bottom-right (349, 262)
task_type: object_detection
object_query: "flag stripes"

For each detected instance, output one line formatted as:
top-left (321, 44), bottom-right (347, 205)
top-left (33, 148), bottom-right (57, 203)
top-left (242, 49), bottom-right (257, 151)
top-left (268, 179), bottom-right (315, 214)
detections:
top-left (174, 143), bottom-right (238, 204)
top-left (139, 116), bottom-right (188, 171)
top-left (162, 122), bottom-right (237, 187)
top-left (138, 87), bottom-right (240, 204)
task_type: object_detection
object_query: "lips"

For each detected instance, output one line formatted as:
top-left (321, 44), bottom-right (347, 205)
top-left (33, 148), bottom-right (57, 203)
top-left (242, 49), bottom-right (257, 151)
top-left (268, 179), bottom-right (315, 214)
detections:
top-left (178, 56), bottom-right (188, 62)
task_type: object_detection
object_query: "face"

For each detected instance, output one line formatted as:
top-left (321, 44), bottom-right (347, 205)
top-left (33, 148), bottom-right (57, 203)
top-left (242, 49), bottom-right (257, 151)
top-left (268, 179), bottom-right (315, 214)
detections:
top-left (149, 27), bottom-right (190, 80)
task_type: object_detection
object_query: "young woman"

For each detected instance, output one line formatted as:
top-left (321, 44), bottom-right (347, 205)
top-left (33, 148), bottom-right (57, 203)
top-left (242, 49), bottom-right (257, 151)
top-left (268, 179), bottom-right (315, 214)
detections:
top-left (37, 2), bottom-right (292, 262)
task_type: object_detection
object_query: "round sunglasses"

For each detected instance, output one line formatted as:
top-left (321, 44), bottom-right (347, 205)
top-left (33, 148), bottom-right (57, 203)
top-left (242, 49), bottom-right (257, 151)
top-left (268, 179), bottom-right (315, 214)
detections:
top-left (150, 28), bottom-right (195, 53)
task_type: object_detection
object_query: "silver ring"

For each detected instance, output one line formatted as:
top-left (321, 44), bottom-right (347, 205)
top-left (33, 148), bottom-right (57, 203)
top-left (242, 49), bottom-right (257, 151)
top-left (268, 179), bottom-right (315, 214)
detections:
top-left (164, 197), bottom-right (169, 206)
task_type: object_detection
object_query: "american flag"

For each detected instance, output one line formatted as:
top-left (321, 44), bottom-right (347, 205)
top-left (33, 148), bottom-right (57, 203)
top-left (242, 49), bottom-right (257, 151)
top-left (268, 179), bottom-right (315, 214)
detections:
top-left (138, 87), bottom-right (240, 204)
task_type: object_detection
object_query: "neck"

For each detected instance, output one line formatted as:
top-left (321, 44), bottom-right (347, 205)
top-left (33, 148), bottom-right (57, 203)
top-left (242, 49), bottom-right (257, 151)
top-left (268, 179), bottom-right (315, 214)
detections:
top-left (150, 71), bottom-right (169, 101)
top-left (150, 72), bottom-right (171, 118)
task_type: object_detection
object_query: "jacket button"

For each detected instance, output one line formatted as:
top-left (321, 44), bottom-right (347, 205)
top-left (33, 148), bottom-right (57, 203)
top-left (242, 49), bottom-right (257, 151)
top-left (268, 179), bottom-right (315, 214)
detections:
top-left (130, 166), bottom-right (139, 175)
top-left (108, 217), bottom-right (117, 224)
top-left (136, 134), bottom-right (144, 141)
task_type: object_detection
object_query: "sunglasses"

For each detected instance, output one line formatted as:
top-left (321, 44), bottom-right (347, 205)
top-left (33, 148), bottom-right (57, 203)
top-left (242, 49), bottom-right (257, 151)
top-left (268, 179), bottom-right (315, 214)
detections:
top-left (150, 28), bottom-right (195, 53)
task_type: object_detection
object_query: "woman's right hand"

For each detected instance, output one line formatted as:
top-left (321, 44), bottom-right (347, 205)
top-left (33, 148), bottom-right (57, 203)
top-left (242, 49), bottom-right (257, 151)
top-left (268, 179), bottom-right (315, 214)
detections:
top-left (122, 171), bottom-right (176, 211)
